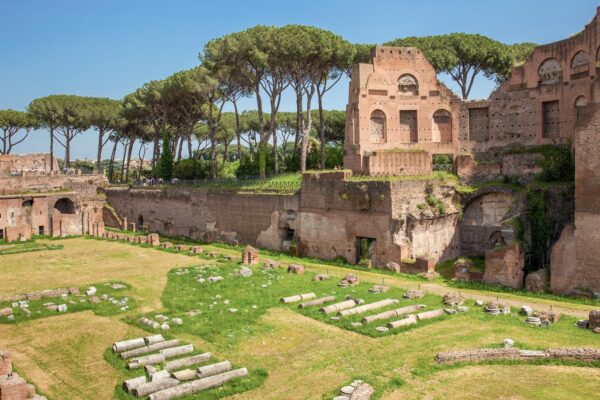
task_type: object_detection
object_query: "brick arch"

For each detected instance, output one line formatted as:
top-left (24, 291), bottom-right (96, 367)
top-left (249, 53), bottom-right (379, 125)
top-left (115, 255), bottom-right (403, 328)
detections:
top-left (398, 73), bottom-right (418, 96)
top-left (369, 109), bottom-right (386, 143)
top-left (460, 189), bottom-right (516, 257)
top-left (538, 58), bottom-right (562, 85)
top-left (53, 198), bottom-right (76, 215)
top-left (432, 109), bottom-right (452, 143)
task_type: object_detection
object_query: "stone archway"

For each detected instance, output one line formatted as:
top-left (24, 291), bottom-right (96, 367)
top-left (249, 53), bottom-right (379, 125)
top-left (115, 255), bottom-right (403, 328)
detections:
top-left (53, 198), bottom-right (76, 214)
top-left (460, 190), bottom-right (514, 256)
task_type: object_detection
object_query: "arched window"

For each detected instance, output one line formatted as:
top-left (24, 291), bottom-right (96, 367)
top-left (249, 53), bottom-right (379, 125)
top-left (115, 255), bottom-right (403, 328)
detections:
top-left (21, 199), bottom-right (33, 208)
top-left (398, 74), bottom-right (418, 96)
top-left (370, 110), bottom-right (386, 143)
top-left (54, 198), bottom-right (76, 214)
top-left (432, 109), bottom-right (452, 143)
top-left (571, 51), bottom-right (589, 80)
top-left (575, 96), bottom-right (588, 123)
top-left (571, 51), bottom-right (589, 69)
top-left (538, 58), bottom-right (562, 85)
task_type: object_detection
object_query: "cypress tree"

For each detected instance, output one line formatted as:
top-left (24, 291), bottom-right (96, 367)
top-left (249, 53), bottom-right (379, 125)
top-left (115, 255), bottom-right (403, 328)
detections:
top-left (157, 134), bottom-right (173, 180)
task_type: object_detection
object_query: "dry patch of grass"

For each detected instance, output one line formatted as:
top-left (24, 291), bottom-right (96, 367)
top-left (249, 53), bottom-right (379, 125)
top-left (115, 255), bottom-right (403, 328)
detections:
top-left (0, 311), bottom-right (147, 400)
top-left (383, 365), bottom-right (600, 400)
top-left (0, 237), bottom-right (199, 311)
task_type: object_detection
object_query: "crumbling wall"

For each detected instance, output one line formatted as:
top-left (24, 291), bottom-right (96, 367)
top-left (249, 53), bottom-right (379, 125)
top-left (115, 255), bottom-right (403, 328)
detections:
top-left (573, 106), bottom-right (600, 294)
top-left (106, 187), bottom-right (299, 250)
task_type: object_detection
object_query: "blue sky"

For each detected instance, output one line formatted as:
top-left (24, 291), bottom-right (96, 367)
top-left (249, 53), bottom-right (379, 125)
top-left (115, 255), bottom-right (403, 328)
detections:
top-left (2, 0), bottom-right (599, 158)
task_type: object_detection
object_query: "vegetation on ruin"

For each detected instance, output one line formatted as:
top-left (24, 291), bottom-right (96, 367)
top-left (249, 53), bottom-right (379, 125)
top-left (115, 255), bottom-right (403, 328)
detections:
top-left (348, 171), bottom-right (459, 184)
top-left (504, 144), bottom-right (574, 182)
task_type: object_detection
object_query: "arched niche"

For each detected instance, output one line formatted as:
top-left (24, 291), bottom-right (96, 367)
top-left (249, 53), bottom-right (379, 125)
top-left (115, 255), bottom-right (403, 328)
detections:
top-left (575, 96), bottom-right (588, 122)
top-left (431, 109), bottom-right (452, 143)
top-left (538, 58), bottom-right (562, 85)
top-left (370, 109), bottom-right (386, 143)
top-left (54, 198), bottom-right (76, 214)
top-left (398, 74), bottom-right (418, 96)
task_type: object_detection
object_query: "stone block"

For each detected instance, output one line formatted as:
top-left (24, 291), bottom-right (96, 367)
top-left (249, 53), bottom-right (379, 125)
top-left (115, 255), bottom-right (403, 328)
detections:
top-left (242, 246), bottom-right (259, 265)
top-left (525, 269), bottom-right (549, 292)
top-left (0, 351), bottom-right (12, 375)
top-left (589, 310), bottom-right (600, 330)
top-left (0, 373), bottom-right (28, 400)
top-left (483, 242), bottom-right (524, 289)
top-left (287, 264), bottom-right (305, 274)
top-left (550, 225), bottom-right (576, 295)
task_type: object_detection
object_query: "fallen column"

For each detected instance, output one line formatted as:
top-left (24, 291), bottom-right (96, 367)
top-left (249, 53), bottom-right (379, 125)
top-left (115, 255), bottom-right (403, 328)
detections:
top-left (416, 309), bottom-right (445, 321)
top-left (338, 299), bottom-right (399, 317)
top-left (319, 299), bottom-right (357, 314)
top-left (164, 352), bottom-right (212, 371)
top-left (121, 339), bottom-right (180, 359)
top-left (280, 293), bottom-right (316, 304)
top-left (128, 354), bottom-right (166, 369)
top-left (133, 378), bottom-right (180, 397)
top-left (113, 337), bottom-right (146, 353)
top-left (145, 334), bottom-right (165, 346)
top-left (196, 361), bottom-right (232, 378)
top-left (151, 370), bottom-right (172, 382)
top-left (160, 344), bottom-right (194, 359)
top-left (298, 296), bottom-right (336, 309)
top-left (149, 368), bottom-right (249, 400)
top-left (362, 304), bottom-right (424, 324)
top-left (122, 376), bottom-right (146, 393)
top-left (171, 369), bottom-right (197, 381)
top-left (387, 314), bottom-right (418, 329)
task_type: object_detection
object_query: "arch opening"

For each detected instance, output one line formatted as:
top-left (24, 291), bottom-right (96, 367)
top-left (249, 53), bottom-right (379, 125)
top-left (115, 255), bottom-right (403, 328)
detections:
top-left (370, 109), bottom-right (386, 143)
top-left (53, 198), bottom-right (76, 214)
top-left (398, 74), bottom-right (418, 96)
top-left (432, 109), bottom-right (452, 143)
top-left (538, 58), bottom-right (562, 85)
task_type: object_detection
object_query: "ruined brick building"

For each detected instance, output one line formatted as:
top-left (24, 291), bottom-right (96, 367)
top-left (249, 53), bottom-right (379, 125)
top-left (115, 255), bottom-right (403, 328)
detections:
top-left (0, 154), bottom-right (107, 242)
top-left (104, 8), bottom-right (600, 296)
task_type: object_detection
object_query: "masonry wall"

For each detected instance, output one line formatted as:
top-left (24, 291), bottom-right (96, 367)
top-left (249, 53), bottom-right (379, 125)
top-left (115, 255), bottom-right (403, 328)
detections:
top-left (573, 107), bottom-right (600, 293)
top-left (106, 187), bottom-right (300, 251)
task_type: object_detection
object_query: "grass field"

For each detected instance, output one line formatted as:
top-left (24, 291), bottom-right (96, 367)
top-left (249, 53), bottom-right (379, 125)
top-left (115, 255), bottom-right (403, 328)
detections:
top-left (1, 237), bottom-right (600, 400)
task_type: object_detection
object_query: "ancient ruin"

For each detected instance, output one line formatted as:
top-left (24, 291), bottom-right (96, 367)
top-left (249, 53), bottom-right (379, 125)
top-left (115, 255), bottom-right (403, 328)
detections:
top-left (0, 154), bottom-right (107, 241)
top-left (3, 4), bottom-right (600, 400)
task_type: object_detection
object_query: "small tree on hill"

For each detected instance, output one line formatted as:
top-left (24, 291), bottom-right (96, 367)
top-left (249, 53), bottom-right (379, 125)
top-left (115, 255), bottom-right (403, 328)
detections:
top-left (157, 133), bottom-right (173, 180)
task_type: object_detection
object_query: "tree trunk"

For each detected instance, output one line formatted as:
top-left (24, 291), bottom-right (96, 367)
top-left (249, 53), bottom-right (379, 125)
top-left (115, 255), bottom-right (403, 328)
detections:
top-left (109, 139), bottom-right (118, 182)
top-left (65, 130), bottom-right (71, 168)
top-left (222, 142), bottom-right (229, 169)
top-left (233, 100), bottom-right (241, 161)
top-left (273, 128), bottom-right (278, 175)
top-left (50, 128), bottom-right (55, 171)
top-left (125, 138), bottom-right (135, 183)
top-left (209, 132), bottom-right (217, 179)
top-left (120, 140), bottom-right (128, 183)
top-left (187, 135), bottom-right (193, 159)
top-left (151, 134), bottom-right (160, 179)
top-left (295, 89), bottom-right (304, 171)
top-left (96, 129), bottom-right (105, 172)
top-left (318, 93), bottom-right (326, 169)
top-left (255, 84), bottom-right (266, 178)
top-left (177, 136), bottom-right (183, 161)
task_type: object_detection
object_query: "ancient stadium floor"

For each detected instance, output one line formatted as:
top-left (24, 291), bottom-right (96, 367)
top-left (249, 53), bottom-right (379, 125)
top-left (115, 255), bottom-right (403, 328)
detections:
top-left (1, 237), bottom-right (599, 399)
